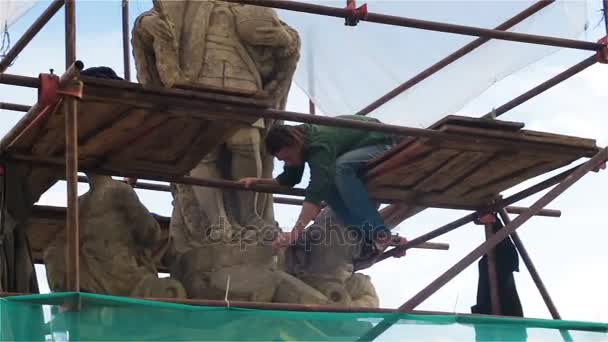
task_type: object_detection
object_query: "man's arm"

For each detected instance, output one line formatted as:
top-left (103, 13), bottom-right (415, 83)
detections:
top-left (273, 145), bottom-right (334, 252)
top-left (240, 164), bottom-right (304, 188)
top-left (288, 201), bottom-right (321, 242)
top-left (272, 201), bottom-right (321, 254)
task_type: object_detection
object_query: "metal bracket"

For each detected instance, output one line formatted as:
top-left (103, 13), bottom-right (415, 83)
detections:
top-left (474, 213), bottom-right (497, 225)
top-left (345, 0), bottom-right (368, 26)
top-left (57, 80), bottom-right (84, 99)
top-left (38, 73), bottom-right (60, 107)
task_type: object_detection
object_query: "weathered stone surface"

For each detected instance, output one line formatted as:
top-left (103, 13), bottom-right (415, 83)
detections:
top-left (285, 208), bottom-right (381, 308)
top-left (132, 0), bottom-right (308, 303)
top-left (43, 175), bottom-right (185, 298)
top-left (346, 273), bottom-right (379, 308)
top-left (272, 272), bottom-right (329, 305)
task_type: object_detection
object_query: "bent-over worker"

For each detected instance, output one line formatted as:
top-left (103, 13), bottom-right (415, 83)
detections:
top-left (239, 115), bottom-right (407, 257)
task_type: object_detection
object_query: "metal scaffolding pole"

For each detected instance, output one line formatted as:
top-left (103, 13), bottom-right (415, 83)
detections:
top-left (0, 0), bottom-right (65, 73)
top-left (221, 0), bottom-right (601, 51)
top-left (359, 148), bottom-right (608, 341)
top-left (356, 0), bottom-right (554, 116)
top-left (61, 64), bottom-right (84, 299)
top-left (498, 209), bottom-right (562, 319)
top-left (484, 222), bottom-right (501, 315)
top-left (65, 0), bottom-right (76, 68)
top-left (377, 162), bottom-right (581, 261)
top-left (0, 102), bottom-right (31, 112)
top-left (121, 0), bottom-right (131, 81)
top-left (482, 55), bottom-right (598, 119)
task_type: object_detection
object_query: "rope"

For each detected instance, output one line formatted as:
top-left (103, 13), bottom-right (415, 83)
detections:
top-left (224, 275), bottom-right (231, 309)
top-left (0, 22), bottom-right (10, 58)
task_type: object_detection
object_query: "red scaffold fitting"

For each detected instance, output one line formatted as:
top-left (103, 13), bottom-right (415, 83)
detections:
top-left (475, 213), bottom-right (497, 225)
top-left (345, 0), bottom-right (368, 26)
top-left (597, 36), bottom-right (608, 64)
top-left (57, 81), bottom-right (84, 99)
top-left (38, 73), bottom-right (60, 108)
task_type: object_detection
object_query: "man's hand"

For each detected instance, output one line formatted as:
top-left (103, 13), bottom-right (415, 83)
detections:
top-left (392, 235), bottom-right (408, 258)
top-left (271, 232), bottom-right (292, 255)
top-left (239, 177), bottom-right (260, 188)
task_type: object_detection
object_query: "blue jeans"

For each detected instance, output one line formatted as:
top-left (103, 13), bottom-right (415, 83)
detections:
top-left (326, 144), bottom-right (393, 243)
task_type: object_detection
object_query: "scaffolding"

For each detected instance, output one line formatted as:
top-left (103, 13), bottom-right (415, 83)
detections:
top-left (0, 0), bottom-right (607, 340)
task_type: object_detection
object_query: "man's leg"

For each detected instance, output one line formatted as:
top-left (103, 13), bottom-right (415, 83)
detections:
top-left (326, 185), bottom-right (357, 227)
top-left (332, 144), bottom-right (393, 243)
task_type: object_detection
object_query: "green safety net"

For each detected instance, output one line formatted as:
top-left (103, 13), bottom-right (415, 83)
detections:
top-left (1, 292), bottom-right (607, 341)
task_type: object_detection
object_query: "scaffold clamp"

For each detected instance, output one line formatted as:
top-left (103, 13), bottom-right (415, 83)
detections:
top-left (57, 80), bottom-right (84, 100)
top-left (597, 36), bottom-right (608, 64)
top-left (345, 0), bottom-right (368, 26)
top-left (474, 213), bottom-right (497, 225)
top-left (38, 73), bottom-right (60, 108)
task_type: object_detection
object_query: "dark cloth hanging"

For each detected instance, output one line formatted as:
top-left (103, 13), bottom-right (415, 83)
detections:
top-left (471, 215), bottom-right (524, 317)
top-left (81, 66), bottom-right (123, 80)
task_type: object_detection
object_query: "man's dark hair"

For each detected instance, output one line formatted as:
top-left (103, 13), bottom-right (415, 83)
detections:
top-left (265, 124), bottom-right (304, 155)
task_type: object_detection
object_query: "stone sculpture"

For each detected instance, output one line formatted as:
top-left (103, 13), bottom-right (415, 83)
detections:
top-left (131, 1), bottom-right (322, 302)
top-left (285, 208), bottom-right (380, 308)
top-left (132, 0), bottom-right (300, 250)
top-left (44, 175), bottom-right (185, 298)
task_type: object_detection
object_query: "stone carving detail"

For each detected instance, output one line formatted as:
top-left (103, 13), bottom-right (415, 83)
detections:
top-left (131, 0), bottom-right (332, 303)
top-left (131, 1), bottom-right (379, 306)
top-left (285, 208), bottom-right (380, 307)
top-left (44, 175), bottom-right (185, 298)
top-left (132, 0), bottom-right (300, 245)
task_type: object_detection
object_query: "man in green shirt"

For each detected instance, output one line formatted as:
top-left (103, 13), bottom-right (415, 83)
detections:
top-left (240, 115), bottom-right (407, 257)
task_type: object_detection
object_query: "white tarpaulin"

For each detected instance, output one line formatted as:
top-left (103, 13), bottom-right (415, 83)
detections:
top-left (278, 1), bottom-right (590, 127)
top-left (0, 0), bottom-right (37, 29)
top-left (1, 0), bottom-right (37, 55)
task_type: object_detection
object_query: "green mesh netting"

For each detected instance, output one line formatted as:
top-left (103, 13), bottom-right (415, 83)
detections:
top-left (1, 292), bottom-right (607, 341)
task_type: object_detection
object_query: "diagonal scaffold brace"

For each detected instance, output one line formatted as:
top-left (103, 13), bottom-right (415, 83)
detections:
top-left (358, 147), bottom-right (608, 341)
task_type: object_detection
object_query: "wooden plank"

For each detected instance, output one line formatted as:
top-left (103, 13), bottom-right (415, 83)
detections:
top-left (414, 151), bottom-right (490, 192)
top-left (394, 149), bottom-right (461, 187)
top-left (442, 125), bottom-right (597, 156)
top-left (8, 100), bottom-right (64, 151)
top-left (464, 158), bottom-right (574, 199)
top-left (81, 83), bottom-right (262, 126)
top-left (79, 108), bottom-right (165, 159)
top-left (366, 141), bottom-right (435, 184)
top-left (30, 101), bottom-right (130, 156)
top-left (442, 153), bottom-right (541, 197)
top-left (80, 76), bottom-right (272, 108)
top-left (173, 121), bottom-right (241, 173)
top-left (429, 114), bottom-right (525, 131)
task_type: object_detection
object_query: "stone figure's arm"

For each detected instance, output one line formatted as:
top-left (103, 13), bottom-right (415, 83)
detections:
top-left (251, 14), bottom-right (299, 52)
top-left (132, 9), bottom-right (181, 87)
top-left (119, 187), bottom-right (162, 247)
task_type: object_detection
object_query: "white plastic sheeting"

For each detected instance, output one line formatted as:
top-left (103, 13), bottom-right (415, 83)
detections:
top-left (0, 0), bottom-right (37, 29)
top-left (278, 1), bottom-right (589, 127)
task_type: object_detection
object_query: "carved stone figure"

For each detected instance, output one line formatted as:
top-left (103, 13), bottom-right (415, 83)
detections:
top-left (285, 208), bottom-right (381, 307)
top-left (44, 175), bottom-right (185, 298)
top-left (132, 0), bottom-right (300, 250)
top-left (132, 0), bottom-right (308, 301)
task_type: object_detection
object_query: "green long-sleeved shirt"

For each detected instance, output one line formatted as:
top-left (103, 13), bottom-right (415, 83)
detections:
top-left (275, 115), bottom-right (395, 205)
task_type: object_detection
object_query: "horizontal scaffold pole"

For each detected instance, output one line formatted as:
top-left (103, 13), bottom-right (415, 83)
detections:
top-left (220, 0), bottom-right (602, 51)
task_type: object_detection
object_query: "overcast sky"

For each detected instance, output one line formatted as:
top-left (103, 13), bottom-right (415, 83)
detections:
top-left (1, 0), bottom-right (607, 326)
